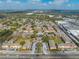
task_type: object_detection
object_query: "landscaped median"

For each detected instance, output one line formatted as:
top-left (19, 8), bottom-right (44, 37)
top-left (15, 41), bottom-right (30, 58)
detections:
top-left (35, 42), bottom-right (43, 53)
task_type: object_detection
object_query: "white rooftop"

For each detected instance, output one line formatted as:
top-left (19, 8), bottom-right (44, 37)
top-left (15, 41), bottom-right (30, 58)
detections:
top-left (69, 30), bottom-right (79, 36)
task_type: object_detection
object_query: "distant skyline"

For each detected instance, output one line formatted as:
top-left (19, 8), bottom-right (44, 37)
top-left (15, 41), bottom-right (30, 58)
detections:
top-left (0, 0), bottom-right (79, 10)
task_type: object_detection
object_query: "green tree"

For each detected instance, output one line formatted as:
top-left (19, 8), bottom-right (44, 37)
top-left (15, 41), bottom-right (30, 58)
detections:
top-left (20, 40), bottom-right (25, 47)
top-left (42, 35), bottom-right (49, 43)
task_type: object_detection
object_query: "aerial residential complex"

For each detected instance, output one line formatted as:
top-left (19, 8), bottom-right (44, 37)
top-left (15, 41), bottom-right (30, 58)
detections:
top-left (0, 13), bottom-right (79, 58)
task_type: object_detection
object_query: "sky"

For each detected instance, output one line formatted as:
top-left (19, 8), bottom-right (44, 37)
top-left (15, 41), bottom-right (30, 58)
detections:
top-left (0, 0), bottom-right (79, 10)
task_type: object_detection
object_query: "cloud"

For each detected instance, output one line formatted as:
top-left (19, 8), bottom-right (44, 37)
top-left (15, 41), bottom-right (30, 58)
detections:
top-left (48, 1), bottom-right (52, 4)
top-left (6, 0), bottom-right (12, 3)
top-left (0, 0), bottom-right (78, 10)
top-left (32, 0), bottom-right (41, 2)
top-left (52, 0), bottom-right (69, 6)
top-left (0, 1), bottom-right (2, 3)
top-left (0, 0), bottom-right (21, 4)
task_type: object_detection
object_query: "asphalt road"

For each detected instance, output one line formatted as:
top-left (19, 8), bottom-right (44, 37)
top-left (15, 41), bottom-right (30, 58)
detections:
top-left (0, 53), bottom-right (79, 59)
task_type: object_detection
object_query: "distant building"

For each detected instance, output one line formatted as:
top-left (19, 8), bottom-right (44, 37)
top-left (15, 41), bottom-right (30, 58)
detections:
top-left (48, 15), bottom-right (54, 17)
top-left (26, 13), bottom-right (33, 15)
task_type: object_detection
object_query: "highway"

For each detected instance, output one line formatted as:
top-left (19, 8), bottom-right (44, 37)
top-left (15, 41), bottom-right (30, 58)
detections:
top-left (42, 43), bottom-right (49, 54)
top-left (0, 52), bottom-right (79, 59)
top-left (58, 24), bottom-right (79, 47)
top-left (54, 23), bottom-right (73, 43)
top-left (32, 41), bottom-right (39, 54)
